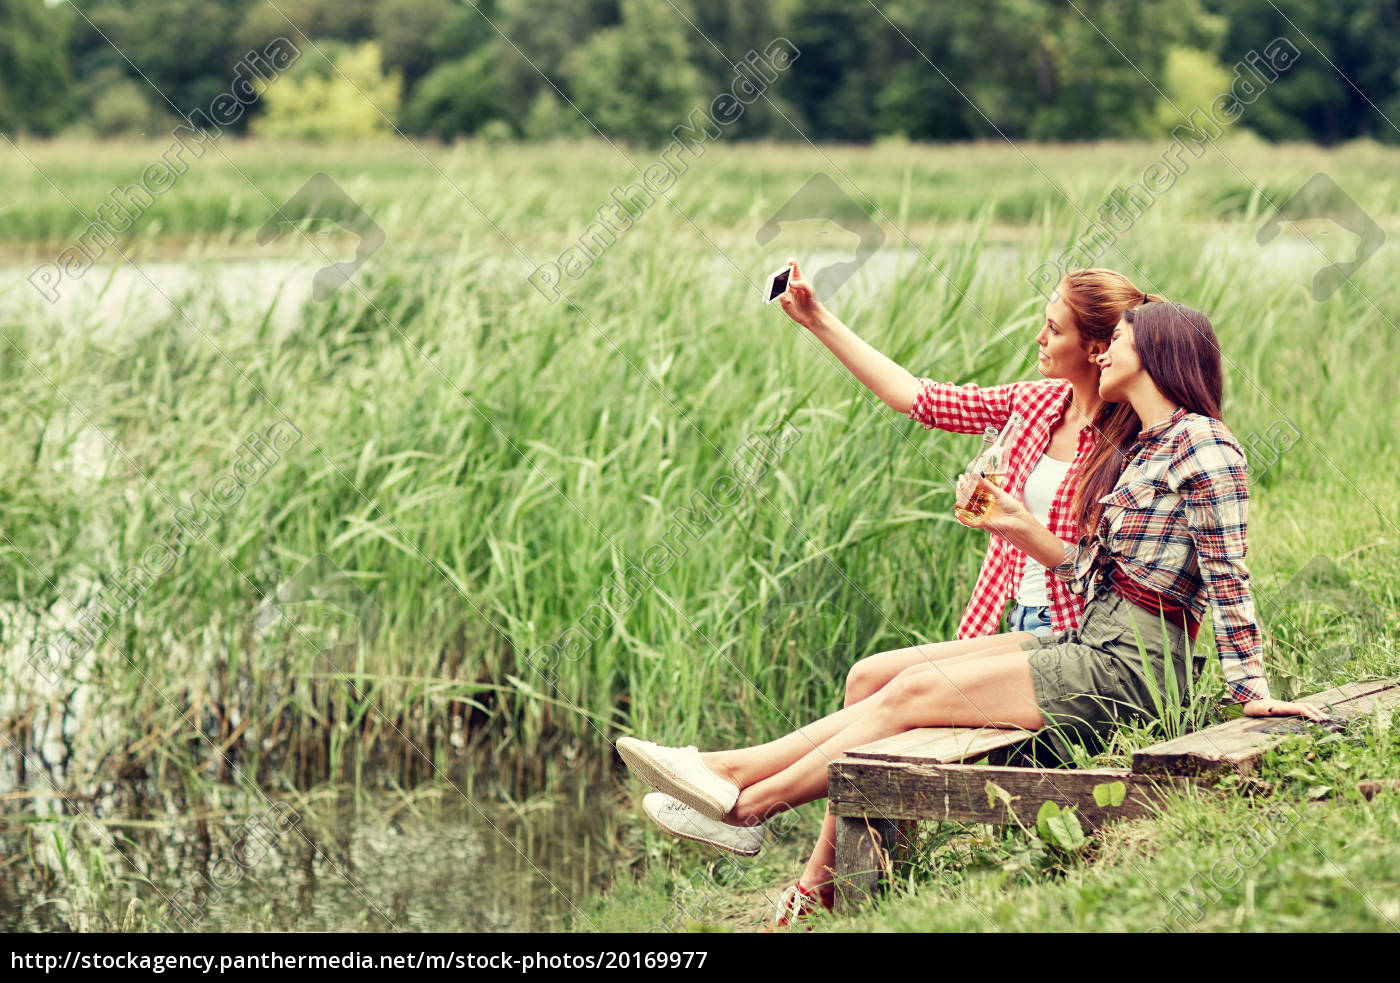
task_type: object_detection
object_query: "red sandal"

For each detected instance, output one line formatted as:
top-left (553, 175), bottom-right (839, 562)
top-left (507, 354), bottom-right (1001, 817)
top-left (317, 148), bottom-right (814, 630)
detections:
top-left (764, 882), bottom-right (835, 931)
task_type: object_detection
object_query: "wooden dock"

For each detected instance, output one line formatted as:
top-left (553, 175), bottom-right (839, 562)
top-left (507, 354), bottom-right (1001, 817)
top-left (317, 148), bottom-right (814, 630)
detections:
top-left (827, 680), bottom-right (1400, 911)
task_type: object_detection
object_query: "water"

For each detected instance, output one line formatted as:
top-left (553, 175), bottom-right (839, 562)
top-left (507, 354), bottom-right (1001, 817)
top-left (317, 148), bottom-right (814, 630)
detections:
top-left (0, 252), bottom-right (651, 933)
top-left (0, 761), bottom-right (631, 932)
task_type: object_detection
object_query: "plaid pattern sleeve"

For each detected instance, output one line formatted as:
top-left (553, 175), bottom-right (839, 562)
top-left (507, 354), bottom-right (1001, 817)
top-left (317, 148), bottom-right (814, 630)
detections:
top-left (1167, 420), bottom-right (1270, 703)
top-left (908, 379), bottom-right (1020, 434)
top-left (1050, 540), bottom-right (1090, 594)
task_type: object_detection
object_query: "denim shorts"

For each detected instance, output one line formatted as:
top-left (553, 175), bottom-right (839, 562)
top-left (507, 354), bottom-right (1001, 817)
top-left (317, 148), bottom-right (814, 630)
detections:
top-left (1018, 587), bottom-right (1206, 760)
top-left (1007, 603), bottom-right (1053, 638)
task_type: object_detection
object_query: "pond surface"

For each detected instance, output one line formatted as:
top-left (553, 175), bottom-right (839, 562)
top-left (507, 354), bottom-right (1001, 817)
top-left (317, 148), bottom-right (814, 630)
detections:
top-left (0, 759), bottom-right (634, 933)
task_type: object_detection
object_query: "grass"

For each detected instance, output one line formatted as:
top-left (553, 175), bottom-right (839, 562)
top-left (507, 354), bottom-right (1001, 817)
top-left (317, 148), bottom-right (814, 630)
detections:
top-left (0, 134), bottom-right (1397, 931)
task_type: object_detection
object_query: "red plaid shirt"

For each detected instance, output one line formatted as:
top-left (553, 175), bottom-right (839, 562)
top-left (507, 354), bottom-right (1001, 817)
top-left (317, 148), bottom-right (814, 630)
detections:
top-left (909, 378), bottom-right (1096, 638)
top-left (1052, 408), bottom-right (1269, 703)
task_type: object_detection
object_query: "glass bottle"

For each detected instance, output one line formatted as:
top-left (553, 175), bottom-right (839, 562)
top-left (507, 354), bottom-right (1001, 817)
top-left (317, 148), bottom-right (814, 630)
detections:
top-left (954, 413), bottom-right (1022, 522)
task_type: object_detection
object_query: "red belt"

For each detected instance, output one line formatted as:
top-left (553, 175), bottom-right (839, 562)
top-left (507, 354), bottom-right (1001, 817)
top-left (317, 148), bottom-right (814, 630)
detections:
top-left (1109, 569), bottom-right (1201, 641)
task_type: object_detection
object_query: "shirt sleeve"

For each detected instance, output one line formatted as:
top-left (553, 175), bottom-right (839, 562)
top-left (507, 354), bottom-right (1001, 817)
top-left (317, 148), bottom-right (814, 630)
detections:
top-left (908, 378), bottom-right (1023, 434)
top-left (1049, 537), bottom-right (1092, 595)
top-left (1169, 423), bottom-right (1270, 704)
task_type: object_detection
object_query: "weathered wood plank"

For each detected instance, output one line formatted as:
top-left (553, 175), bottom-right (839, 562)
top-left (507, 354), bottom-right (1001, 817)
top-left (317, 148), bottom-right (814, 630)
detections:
top-left (1294, 679), bottom-right (1397, 705)
top-left (846, 724), bottom-right (1040, 765)
top-left (832, 815), bottom-right (898, 914)
top-left (829, 760), bottom-right (1189, 827)
top-left (1132, 683), bottom-right (1400, 779)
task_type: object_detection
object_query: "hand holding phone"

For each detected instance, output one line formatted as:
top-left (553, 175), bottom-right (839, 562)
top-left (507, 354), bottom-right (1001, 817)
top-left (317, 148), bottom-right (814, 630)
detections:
top-left (764, 259), bottom-right (826, 331)
top-left (763, 264), bottom-right (792, 304)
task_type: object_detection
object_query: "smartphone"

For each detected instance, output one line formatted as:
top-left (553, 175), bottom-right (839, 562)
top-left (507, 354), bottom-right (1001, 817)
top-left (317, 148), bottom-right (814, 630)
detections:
top-left (763, 265), bottom-right (792, 304)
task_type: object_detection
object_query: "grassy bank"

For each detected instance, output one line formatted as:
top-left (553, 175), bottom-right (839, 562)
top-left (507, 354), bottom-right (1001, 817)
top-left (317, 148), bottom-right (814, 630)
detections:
top-left (1, 136), bottom-right (1398, 931)
top-left (582, 464), bottom-right (1400, 932)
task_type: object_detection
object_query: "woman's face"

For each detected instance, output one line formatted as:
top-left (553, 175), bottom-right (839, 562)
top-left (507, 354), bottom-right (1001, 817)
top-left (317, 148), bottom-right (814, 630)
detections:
top-left (1096, 317), bottom-right (1143, 401)
top-left (1035, 295), bottom-right (1101, 381)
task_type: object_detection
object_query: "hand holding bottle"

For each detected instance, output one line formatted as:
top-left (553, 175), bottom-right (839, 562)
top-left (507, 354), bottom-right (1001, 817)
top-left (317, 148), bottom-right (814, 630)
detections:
top-left (955, 474), bottom-right (1033, 538)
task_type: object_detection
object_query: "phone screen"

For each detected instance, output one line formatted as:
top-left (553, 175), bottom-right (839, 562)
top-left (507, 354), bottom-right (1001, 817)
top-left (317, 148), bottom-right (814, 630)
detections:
top-left (766, 268), bottom-right (791, 302)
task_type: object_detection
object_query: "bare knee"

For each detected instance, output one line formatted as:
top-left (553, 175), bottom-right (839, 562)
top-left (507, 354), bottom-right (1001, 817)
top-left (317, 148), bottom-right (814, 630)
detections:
top-left (845, 655), bottom-right (898, 706)
top-left (844, 658), bottom-right (878, 706)
top-left (877, 670), bottom-right (944, 726)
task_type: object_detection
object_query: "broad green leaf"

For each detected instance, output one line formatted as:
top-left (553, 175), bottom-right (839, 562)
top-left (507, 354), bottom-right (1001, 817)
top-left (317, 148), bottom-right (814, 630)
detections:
top-left (1044, 811), bottom-right (1087, 852)
top-left (1036, 801), bottom-right (1087, 852)
top-left (1093, 780), bottom-right (1127, 808)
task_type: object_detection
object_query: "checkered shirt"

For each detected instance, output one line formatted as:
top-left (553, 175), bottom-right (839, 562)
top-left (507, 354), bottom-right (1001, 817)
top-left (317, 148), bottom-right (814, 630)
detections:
top-left (1051, 408), bottom-right (1270, 703)
top-left (909, 377), bottom-right (1095, 638)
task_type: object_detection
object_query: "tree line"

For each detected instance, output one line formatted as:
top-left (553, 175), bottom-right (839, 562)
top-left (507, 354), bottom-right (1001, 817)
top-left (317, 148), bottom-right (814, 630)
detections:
top-left (3, 0), bottom-right (1397, 146)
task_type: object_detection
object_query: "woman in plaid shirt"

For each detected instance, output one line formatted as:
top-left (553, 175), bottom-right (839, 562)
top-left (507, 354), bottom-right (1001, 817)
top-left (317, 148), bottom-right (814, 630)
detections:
top-left (774, 258), bottom-right (1159, 703)
top-left (620, 300), bottom-right (1326, 926)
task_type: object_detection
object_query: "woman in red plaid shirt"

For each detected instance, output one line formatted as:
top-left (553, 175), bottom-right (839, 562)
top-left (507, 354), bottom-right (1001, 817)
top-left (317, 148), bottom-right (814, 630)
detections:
top-left (620, 300), bottom-right (1327, 927)
top-left (775, 258), bottom-right (1159, 700)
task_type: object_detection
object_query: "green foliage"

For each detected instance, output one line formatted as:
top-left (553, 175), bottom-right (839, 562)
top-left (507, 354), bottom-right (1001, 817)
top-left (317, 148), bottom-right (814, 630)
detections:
top-left (563, 0), bottom-right (702, 147)
top-left (68, 0), bottom-right (255, 126)
top-left (400, 46), bottom-right (508, 141)
top-left (3, 136), bottom-right (1400, 933)
top-left (86, 74), bottom-right (166, 137)
top-left (13, 0), bottom-right (1397, 143)
top-left (1154, 47), bottom-right (1234, 137)
top-left (521, 88), bottom-right (590, 141)
top-left (233, 0), bottom-right (378, 52)
top-left (1035, 801), bottom-right (1089, 855)
top-left (252, 40), bottom-right (401, 140)
top-left (1205, 0), bottom-right (1400, 144)
top-left (1093, 780), bottom-right (1128, 809)
top-left (0, 0), bottom-right (78, 134)
top-left (372, 0), bottom-right (498, 90)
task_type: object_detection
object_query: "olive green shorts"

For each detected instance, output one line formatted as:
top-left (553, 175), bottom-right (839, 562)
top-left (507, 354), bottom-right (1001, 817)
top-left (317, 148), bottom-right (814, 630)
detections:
top-left (1019, 588), bottom-right (1205, 759)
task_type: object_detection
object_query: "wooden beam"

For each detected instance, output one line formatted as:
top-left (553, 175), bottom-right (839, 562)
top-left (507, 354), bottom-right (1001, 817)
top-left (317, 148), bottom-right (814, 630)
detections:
top-left (832, 815), bottom-right (898, 914)
top-left (843, 724), bottom-right (1040, 765)
top-left (829, 760), bottom-right (1190, 827)
top-left (1132, 683), bottom-right (1400, 779)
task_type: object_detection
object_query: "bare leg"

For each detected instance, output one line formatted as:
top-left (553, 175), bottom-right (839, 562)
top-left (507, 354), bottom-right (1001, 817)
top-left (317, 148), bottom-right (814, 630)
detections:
top-left (799, 809), bottom-right (840, 891)
top-left (700, 631), bottom-right (1032, 789)
top-left (728, 647), bottom-right (1042, 826)
top-left (841, 631), bottom-right (1034, 704)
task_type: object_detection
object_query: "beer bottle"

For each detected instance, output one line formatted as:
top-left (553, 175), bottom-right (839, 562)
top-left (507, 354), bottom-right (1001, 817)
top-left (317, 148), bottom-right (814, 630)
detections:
top-left (954, 413), bottom-right (1023, 522)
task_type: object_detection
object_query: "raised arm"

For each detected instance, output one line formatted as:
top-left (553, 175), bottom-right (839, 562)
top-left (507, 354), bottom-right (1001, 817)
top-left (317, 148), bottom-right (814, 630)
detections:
top-left (778, 258), bottom-right (920, 413)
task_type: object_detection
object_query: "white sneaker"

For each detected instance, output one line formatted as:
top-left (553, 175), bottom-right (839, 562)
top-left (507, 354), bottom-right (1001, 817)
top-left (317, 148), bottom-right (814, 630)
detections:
top-left (615, 736), bottom-right (740, 820)
top-left (642, 793), bottom-right (764, 856)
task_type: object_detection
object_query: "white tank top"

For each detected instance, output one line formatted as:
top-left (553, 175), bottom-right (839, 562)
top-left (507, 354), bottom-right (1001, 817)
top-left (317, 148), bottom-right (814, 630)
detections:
top-left (1015, 452), bottom-right (1074, 607)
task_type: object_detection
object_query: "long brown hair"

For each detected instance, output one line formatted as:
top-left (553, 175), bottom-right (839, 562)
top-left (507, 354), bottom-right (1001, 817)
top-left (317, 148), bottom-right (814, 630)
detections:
top-left (1057, 268), bottom-right (1165, 350)
top-left (1055, 270), bottom-right (1164, 535)
top-left (1071, 301), bottom-right (1225, 533)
